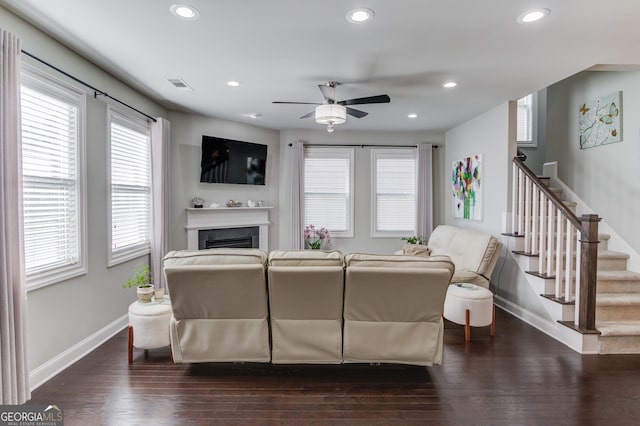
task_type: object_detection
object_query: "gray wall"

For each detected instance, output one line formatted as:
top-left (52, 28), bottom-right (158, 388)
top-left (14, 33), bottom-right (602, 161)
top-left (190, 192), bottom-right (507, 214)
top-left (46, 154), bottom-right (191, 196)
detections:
top-left (168, 111), bottom-right (281, 251)
top-left (546, 71), bottom-right (640, 254)
top-left (1, 6), bottom-right (168, 373)
top-left (278, 129), bottom-right (445, 254)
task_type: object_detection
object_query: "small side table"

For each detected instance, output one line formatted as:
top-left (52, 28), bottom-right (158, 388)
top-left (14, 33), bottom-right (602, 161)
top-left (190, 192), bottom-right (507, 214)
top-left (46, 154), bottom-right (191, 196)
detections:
top-left (128, 298), bottom-right (172, 364)
top-left (443, 283), bottom-right (495, 342)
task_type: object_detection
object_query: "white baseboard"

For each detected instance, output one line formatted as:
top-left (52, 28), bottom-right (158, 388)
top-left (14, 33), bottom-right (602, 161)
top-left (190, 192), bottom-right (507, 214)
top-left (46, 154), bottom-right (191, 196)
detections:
top-left (29, 314), bottom-right (128, 391)
top-left (495, 295), bottom-right (599, 354)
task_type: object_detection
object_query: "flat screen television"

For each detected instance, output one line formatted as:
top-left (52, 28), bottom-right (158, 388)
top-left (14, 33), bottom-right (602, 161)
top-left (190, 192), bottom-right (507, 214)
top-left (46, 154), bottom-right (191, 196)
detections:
top-left (200, 135), bottom-right (267, 185)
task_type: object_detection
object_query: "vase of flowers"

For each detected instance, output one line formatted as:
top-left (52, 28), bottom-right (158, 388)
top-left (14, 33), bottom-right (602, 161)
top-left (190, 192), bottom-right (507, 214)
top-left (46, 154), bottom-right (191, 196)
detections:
top-left (304, 224), bottom-right (331, 250)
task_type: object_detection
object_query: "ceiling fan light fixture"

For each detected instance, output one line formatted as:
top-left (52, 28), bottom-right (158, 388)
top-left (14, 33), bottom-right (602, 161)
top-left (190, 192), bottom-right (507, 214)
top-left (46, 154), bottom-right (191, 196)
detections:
top-left (170, 4), bottom-right (200, 20)
top-left (346, 8), bottom-right (375, 24)
top-left (315, 104), bottom-right (347, 125)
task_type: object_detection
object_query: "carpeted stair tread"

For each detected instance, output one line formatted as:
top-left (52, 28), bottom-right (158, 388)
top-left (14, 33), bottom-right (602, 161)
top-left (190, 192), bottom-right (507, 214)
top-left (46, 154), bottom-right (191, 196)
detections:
top-left (597, 293), bottom-right (640, 306)
top-left (597, 270), bottom-right (640, 281)
top-left (597, 250), bottom-right (630, 260)
top-left (597, 321), bottom-right (640, 337)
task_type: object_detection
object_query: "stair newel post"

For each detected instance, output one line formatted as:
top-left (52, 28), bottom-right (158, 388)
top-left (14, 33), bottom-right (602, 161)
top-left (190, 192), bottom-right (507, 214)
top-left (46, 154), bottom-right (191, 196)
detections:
top-left (578, 214), bottom-right (600, 331)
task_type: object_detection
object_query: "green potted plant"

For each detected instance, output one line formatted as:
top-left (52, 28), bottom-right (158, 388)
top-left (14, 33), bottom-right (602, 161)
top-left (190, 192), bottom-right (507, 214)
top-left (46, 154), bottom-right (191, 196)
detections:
top-left (401, 236), bottom-right (424, 245)
top-left (123, 265), bottom-right (154, 303)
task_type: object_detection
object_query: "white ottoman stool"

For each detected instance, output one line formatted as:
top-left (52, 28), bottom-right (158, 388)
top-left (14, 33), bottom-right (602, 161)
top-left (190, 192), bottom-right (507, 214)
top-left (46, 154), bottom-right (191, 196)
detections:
top-left (128, 298), bottom-right (172, 364)
top-left (443, 283), bottom-right (495, 341)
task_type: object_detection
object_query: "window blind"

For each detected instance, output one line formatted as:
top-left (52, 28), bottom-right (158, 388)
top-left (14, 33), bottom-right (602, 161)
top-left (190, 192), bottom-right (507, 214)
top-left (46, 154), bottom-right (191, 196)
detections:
top-left (109, 109), bottom-right (151, 263)
top-left (517, 94), bottom-right (533, 142)
top-left (373, 150), bottom-right (416, 234)
top-left (304, 148), bottom-right (353, 235)
top-left (20, 83), bottom-right (84, 284)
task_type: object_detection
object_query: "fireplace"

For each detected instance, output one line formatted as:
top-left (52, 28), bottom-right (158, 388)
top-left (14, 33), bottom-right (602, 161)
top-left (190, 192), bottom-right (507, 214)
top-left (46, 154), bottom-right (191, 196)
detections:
top-left (185, 206), bottom-right (271, 251)
top-left (198, 226), bottom-right (259, 250)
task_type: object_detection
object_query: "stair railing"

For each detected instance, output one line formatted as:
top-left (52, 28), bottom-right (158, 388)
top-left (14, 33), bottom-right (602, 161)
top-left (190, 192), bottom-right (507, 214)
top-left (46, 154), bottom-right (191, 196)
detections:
top-left (511, 157), bottom-right (600, 333)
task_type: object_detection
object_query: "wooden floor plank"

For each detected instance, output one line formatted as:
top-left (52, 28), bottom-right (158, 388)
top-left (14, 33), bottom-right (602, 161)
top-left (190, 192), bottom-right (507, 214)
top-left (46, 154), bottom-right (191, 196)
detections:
top-left (27, 307), bottom-right (640, 425)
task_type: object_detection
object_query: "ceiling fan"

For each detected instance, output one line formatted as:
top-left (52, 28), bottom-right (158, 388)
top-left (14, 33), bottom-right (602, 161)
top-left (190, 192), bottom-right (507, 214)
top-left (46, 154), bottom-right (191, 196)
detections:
top-left (273, 81), bottom-right (390, 132)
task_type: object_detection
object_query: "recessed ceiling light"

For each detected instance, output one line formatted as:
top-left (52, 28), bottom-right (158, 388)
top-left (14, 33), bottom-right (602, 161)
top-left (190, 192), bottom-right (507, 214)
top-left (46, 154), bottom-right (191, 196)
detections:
top-left (227, 81), bottom-right (242, 87)
top-left (170, 4), bottom-right (200, 20)
top-left (443, 81), bottom-right (457, 88)
top-left (346, 8), bottom-right (375, 24)
top-left (246, 113), bottom-right (262, 119)
top-left (408, 113), bottom-right (418, 119)
top-left (517, 8), bottom-right (550, 24)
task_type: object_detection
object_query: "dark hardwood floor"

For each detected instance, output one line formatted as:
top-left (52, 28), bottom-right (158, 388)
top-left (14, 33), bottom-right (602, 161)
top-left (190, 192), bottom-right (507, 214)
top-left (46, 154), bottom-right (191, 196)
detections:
top-left (29, 308), bottom-right (640, 425)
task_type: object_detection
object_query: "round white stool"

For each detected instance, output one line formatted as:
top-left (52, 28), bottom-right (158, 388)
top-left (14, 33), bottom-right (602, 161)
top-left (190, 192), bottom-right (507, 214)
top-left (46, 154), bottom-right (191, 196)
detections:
top-left (127, 299), bottom-right (172, 363)
top-left (443, 283), bottom-right (495, 341)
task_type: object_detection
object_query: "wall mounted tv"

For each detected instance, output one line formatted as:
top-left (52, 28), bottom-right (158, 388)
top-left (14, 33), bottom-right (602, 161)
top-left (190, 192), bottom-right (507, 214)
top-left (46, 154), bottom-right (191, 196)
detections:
top-left (200, 136), bottom-right (267, 185)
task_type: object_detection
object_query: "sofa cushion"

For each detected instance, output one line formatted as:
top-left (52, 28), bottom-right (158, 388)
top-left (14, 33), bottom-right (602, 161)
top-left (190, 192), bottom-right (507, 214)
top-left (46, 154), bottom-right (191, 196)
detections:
top-left (268, 249), bottom-right (344, 267)
top-left (163, 248), bottom-right (267, 266)
top-left (345, 253), bottom-right (454, 270)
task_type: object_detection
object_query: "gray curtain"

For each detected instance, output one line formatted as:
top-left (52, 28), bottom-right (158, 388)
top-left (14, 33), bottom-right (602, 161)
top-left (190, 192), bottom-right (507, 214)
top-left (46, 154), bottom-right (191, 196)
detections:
top-left (416, 143), bottom-right (433, 240)
top-left (0, 28), bottom-right (30, 404)
top-left (289, 141), bottom-right (304, 249)
top-left (150, 118), bottom-right (171, 290)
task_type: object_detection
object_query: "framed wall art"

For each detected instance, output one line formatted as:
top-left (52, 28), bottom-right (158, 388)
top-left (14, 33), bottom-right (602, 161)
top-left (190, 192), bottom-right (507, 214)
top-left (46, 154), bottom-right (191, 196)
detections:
top-left (578, 91), bottom-right (622, 149)
top-left (452, 154), bottom-right (482, 220)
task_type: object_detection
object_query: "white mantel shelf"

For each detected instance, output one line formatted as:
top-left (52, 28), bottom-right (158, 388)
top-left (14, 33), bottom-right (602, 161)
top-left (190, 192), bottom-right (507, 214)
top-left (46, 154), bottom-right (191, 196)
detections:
top-left (185, 206), bottom-right (273, 251)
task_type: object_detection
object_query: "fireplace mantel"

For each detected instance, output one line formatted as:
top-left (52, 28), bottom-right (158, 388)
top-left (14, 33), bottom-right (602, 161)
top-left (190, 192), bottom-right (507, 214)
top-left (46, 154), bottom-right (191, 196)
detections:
top-left (185, 207), bottom-right (273, 251)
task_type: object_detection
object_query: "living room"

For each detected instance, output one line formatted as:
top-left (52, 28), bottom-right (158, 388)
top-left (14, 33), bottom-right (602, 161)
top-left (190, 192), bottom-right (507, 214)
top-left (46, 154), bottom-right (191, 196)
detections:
top-left (2, 1), bottom-right (640, 422)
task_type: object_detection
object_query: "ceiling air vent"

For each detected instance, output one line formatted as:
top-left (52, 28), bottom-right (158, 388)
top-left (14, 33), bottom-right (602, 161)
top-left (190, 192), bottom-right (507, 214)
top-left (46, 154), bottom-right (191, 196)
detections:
top-left (168, 78), bottom-right (193, 90)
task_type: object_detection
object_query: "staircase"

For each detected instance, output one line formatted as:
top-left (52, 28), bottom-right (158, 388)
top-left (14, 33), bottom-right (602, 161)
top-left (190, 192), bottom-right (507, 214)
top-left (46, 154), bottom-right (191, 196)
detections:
top-left (504, 159), bottom-right (640, 354)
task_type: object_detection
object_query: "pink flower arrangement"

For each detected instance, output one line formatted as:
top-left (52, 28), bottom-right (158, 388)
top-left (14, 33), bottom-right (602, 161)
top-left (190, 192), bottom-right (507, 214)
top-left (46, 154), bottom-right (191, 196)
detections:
top-left (304, 224), bottom-right (331, 249)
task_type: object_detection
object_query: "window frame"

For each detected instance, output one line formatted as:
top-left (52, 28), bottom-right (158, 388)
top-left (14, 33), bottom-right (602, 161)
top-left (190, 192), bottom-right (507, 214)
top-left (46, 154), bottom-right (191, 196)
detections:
top-left (303, 147), bottom-right (355, 238)
top-left (517, 92), bottom-right (538, 147)
top-left (20, 63), bottom-right (88, 291)
top-left (107, 106), bottom-right (152, 266)
top-left (370, 148), bottom-right (417, 238)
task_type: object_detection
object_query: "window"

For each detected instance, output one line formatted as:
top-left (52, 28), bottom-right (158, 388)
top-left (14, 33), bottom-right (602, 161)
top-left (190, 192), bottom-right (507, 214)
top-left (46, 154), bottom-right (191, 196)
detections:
top-left (20, 65), bottom-right (87, 289)
top-left (517, 92), bottom-right (537, 146)
top-left (304, 148), bottom-right (354, 237)
top-left (108, 107), bottom-right (151, 265)
top-left (371, 149), bottom-right (416, 237)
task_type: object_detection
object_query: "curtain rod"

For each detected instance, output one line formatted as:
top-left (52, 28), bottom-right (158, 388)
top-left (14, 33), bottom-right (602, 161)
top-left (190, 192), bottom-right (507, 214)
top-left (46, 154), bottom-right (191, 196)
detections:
top-left (288, 143), bottom-right (439, 149)
top-left (21, 50), bottom-right (157, 123)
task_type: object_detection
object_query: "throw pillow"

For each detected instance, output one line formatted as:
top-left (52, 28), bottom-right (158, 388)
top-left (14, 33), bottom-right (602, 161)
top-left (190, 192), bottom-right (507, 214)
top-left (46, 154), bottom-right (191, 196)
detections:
top-left (403, 244), bottom-right (431, 257)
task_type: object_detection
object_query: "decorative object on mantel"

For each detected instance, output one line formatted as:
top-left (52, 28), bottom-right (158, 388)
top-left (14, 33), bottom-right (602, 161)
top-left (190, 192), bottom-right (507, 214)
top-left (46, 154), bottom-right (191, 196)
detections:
top-left (208, 202), bottom-right (220, 208)
top-left (304, 224), bottom-right (331, 249)
top-left (452, 154), bottom-right (483, 220)
top-left (258, 200), bottom-right (265, 207)
top-left (191, 196), bottom-right (204, 208)
top-left (226, 199), bottom-right (243, 207)
top-left (247, 200), bottom-right (256, 207)
top-left (579, 90), bottom-right (622, 149)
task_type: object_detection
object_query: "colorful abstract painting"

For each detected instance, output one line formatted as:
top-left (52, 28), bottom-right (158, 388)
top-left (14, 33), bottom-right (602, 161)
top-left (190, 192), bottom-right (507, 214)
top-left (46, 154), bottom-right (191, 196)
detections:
top-left (579, 91), bottom-right (622, 149)
top-left (452, 154), bottom-right (482, 220)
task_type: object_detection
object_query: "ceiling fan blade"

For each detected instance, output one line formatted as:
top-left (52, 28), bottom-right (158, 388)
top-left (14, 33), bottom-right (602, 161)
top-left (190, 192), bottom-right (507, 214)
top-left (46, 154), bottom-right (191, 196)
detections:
top-left (338, 94), bottom-right (391, 106)
top-left (272, 101), bottom-right (321, 105)
top-left (318, 84), bottom-right (336, 103)
top-left (299, 111), bottom-right (315, 119)
top-left (346, 107), bottom-right (368, 118)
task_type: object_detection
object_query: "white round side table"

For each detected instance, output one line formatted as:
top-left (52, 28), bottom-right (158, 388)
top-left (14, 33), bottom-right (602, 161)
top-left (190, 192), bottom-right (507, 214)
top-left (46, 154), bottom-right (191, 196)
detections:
top-left (443, 283), bottom-right (495, 342)
top-left (127, 298), bottom-right (172, 364)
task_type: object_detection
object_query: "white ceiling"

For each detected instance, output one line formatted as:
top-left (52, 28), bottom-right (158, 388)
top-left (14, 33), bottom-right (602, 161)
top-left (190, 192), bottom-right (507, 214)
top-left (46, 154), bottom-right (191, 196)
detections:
top-left (3, 0), bottom-right (640, 133)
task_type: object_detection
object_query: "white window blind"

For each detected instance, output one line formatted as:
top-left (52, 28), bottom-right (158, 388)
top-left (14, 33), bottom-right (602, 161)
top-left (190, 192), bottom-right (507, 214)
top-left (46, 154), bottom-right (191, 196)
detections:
top-left (304, 148), bottom-right (354, 237)
top-left (372, 149), bottom-right (416, 235)
top-left (108, 107), bottom-right (151, 265)
top-left (20, 66), bottom-right (87, 289)
top-left (517, 93), bottom-right (537, 146)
